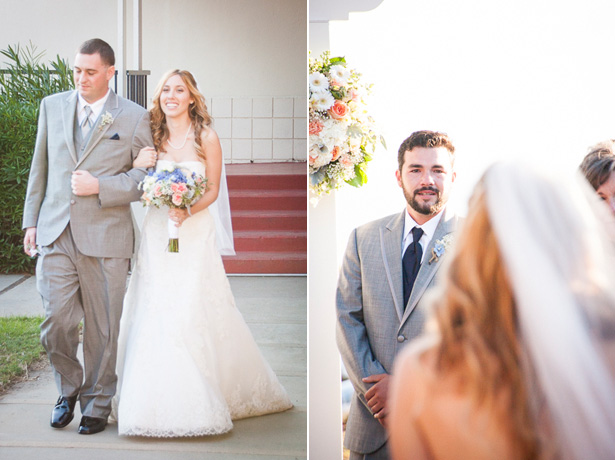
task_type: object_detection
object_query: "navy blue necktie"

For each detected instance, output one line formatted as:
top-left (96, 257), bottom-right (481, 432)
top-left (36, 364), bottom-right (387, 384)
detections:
top-left (402, 227), bottom-right (424, 309)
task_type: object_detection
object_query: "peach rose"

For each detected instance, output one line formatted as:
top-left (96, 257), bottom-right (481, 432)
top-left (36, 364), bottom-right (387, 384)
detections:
top-left (331, 146), bottom-right (342, 162)
top-left (328, 100), bottom-right (350, 120)
top-left (309, 119), bottom-right (324, 135)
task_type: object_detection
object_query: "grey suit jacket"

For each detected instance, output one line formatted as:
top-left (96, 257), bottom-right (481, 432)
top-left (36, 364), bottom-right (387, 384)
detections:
top-left (336, 206), bottom-right (461, 454)
top-left (22, 90), bottom-right (153, 258)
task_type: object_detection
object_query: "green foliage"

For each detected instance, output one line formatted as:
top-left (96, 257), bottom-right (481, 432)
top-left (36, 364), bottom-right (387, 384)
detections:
top-left (0, 315), bottom-right (45, 391)
top-left (0, 43), bottom-right (73, 273)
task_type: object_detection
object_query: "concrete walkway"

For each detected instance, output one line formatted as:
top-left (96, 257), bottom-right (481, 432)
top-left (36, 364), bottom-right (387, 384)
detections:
top-left (0, 275), bottom-right (307, 459)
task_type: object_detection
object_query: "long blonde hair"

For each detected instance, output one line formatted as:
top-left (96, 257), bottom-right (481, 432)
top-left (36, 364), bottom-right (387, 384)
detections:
top-left (150, 69), bottom-right (212, 162)
top-left (433, 184), bottom-right (543, 459)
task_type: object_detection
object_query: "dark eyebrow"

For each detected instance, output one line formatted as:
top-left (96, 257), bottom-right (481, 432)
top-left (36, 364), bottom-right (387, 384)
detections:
top-left (74, 66), bottom-right (97, 73)
top-left (406, 163), bottom-right (447, 170)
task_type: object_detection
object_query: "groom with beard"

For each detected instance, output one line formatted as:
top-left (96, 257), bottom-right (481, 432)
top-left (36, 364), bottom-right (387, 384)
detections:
top-left (337, 130), bottom-right (462, 459)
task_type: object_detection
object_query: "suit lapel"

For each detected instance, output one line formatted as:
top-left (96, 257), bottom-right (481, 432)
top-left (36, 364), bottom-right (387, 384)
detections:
top-left (380, 211), bottom-right (405, 322)
top-left (62, 91), bottom-right (79, 164)
top-left (76, 91), bottom-right (123, 167)
top-left (401, 207), bottom-right (458, 324)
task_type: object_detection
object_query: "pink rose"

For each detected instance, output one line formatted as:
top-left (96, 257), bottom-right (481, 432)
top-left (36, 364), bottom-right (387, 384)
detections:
top-left (340, 154), bottom-right (354, 167)
top-left (348, 89), bottom-right (360, 102)
top-left (309, 119), bottom-right (324, 135)
top-left (172, 183), bottom-right (187, 193)
top-left (328, 100), bottom-right (350, 120)
top-left (172, 194), bottom-right (183, 206)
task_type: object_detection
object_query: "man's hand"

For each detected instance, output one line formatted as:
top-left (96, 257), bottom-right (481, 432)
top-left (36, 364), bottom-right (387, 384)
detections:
top-left (363, 373), bottom-right (390, 427)
top-left (23, 227), bottom-right (37, 257)
top-left (71, 170), bottom-right (99, 196)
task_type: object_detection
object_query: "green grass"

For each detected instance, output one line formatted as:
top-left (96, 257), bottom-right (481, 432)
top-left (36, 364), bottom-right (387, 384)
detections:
top-left (0, 315), bottom-right (45, 391)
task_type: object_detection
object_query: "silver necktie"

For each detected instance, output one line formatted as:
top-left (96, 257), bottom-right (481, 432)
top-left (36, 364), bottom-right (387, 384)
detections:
top-left (81, 105), bottom-right (93, 137)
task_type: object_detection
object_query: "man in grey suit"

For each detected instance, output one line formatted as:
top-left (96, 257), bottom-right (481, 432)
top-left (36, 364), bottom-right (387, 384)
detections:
top-left (337, 130), bottom-right (461, 459)
top-left (22, 38), bottom-right (152, 435)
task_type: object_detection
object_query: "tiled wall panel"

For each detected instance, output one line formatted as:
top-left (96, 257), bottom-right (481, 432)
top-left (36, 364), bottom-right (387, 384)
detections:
top-left (211, 96), bottom-right (306, 163)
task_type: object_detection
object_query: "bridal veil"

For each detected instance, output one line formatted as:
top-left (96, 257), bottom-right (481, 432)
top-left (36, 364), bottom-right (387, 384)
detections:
top-left (484, 162), bottom-right (615, 459)
top-left (208, 159), bottom-right (235, 255)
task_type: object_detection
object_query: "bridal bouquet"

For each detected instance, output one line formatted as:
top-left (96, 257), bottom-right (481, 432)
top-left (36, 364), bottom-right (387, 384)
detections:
top-left (139, 164), bottom-right (207, 252)
top-left (309, 51), bottom-right (384, 203)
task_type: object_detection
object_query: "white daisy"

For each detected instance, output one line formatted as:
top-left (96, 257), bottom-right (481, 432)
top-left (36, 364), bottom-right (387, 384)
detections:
top-left (310, 91), bottom-right (335, 112)
top-left (329, 65), bottom-right (350, 85)
top-left (309, 72), bottom-right (330, 92)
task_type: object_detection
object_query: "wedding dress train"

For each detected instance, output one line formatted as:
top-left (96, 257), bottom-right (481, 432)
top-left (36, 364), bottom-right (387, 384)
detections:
top-left (114, 160), bottom-right (292, 437)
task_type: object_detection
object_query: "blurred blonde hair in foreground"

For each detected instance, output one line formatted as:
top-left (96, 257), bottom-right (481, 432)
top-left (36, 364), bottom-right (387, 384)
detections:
top-left (389, 162), bottom-right (615, 460)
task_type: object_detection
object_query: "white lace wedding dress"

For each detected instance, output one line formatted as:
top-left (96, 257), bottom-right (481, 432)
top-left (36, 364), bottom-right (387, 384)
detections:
top-left (114, 160), bottom-right (293, 437)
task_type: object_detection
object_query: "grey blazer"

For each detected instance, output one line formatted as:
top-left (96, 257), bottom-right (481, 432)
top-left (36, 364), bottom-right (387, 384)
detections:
top-left (336, 206), bottom-right (461, 454)
top-left (22, 90), bottom-right (153, 258)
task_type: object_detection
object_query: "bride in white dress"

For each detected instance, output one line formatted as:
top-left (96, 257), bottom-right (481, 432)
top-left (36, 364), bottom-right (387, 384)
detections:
top-left (114, 69), bottom-right (292, 437)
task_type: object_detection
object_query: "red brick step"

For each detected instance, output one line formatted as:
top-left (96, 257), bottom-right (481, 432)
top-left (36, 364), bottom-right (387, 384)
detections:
top-left (227, 173), bottom-right (307, 190)
top-left (222, 162), bottom-right (307, 274)
top-left (229, 189), bottom-right (305, 211)
top-left (223, 251), bottom-right (306, 274)
top-left (233, 231), bottom-right (307, 252)
top-left (231, 210), bottom-right (306, 231)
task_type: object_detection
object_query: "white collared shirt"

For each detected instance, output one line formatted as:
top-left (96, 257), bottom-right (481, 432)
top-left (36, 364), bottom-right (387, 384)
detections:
top-left (77, 89), bottom-right (110, 127)
top-left (401, 207), bottom-right (445, 262)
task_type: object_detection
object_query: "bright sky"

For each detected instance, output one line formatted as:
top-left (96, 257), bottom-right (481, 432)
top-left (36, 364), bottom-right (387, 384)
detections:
top-left (326, 0), bottom-right (615, 258)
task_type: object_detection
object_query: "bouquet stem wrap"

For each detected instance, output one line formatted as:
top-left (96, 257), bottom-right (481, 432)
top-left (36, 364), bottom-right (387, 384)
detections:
top-left (167, 218), bottom-right (179, 252)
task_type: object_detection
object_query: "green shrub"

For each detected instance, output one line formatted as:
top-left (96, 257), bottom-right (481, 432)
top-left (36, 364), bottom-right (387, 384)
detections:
top-left (0, 43), bottom-right (73, 273)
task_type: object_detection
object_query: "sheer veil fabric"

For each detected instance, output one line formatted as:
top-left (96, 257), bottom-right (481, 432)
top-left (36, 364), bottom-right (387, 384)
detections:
top-left (209, 159), bottom-right (235, 255)
top-left (485, 163), bottom-right (615, 459)
top-left (199, 78), bottom-right (234, 256)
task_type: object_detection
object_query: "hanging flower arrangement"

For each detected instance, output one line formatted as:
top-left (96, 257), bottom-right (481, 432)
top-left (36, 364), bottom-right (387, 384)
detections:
top-left (309, 51), bottom-right (385, 203)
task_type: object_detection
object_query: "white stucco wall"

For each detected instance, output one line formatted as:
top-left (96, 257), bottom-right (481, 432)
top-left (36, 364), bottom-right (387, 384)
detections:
top-left (0, 0), bottom-right (307, 162)
top-left (0, 1), bottom-right (117, 63)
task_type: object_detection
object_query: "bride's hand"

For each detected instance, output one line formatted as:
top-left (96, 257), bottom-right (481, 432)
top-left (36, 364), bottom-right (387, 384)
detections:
top-left (133, 147), bottom-right (158, 168)
top-left (169, 208), bottom-right (190, 227)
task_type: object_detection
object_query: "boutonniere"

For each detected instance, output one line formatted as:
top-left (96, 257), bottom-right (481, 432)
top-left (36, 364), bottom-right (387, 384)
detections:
top-left (99, 111), bottom-right (114, 131)
top-left (429, 234), bottom-right (453, 264)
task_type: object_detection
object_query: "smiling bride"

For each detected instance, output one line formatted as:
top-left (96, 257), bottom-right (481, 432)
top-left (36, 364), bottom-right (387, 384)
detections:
top-left (113, 69), bottom-right (292, 437)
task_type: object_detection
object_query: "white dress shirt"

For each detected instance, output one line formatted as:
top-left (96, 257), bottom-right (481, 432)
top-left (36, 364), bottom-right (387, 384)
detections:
top-left (77, 89), bottom-right (110, 127)
top-left (401, 207), bottom-right (445, 262)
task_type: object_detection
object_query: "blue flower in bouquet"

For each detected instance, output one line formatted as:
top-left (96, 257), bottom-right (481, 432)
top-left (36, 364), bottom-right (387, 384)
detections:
top-left (139, 164), bottom-right (206, 209)
top-left (138, 164), bottom-right (207, 253)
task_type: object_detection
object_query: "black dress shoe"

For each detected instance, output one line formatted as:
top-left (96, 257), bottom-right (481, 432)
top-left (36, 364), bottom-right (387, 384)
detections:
top-left (50, 395), bottom-right (77, 428)
top-left (78, 416), bottom-right (107, 435)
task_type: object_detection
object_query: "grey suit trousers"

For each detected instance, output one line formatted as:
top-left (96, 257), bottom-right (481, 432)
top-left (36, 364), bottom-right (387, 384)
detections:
top-left (349, 443), bottom-right (389, 460)
top-left (37, 224), bottom-right (129, 419)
